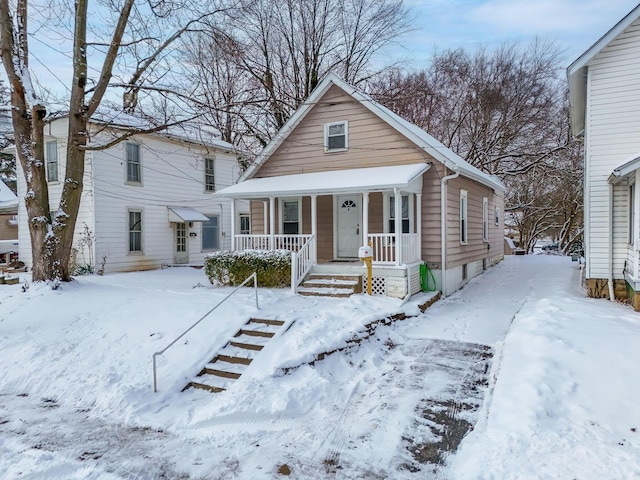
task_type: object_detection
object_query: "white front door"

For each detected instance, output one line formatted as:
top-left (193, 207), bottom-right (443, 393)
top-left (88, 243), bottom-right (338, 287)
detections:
top-left (337, 195), bottom-right (361, 258)
top-left (174, 222), bottom-right (189, 264)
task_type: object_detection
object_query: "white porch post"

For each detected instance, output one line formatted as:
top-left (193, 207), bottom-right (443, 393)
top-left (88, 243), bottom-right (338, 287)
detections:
top-left (269, 197), bottom-right (276, 250)
top-left (263, 201), bottom-right (268, 234)
top-left (230, 199), bottom-right (236, 251)
top-left (394, 188), bottom-right (402, 266)
top-left (362, 192), bottom-right (369, 246)
top-left (311, 194), bottom-right (318, 264)
top-left (416, 193), bottom-right (422, 260)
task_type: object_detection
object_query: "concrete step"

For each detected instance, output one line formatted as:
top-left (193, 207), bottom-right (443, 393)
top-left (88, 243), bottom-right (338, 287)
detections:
top-left (307, 273), bottom-right (362, 283)
top-left (297, 286), bottom-right (354, 298)
top-left (302, 278), bottom-right (359, 289)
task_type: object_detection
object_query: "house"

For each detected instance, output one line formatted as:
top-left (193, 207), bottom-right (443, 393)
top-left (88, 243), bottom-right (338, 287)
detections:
top-left (568, 4), bottom-right (640, 308)
top-left (0, 178), bottom-right (18, 265)
top-left (16, 114), bottom-right (248, 274)
top-left (214, 74), bottom-right (505, 298)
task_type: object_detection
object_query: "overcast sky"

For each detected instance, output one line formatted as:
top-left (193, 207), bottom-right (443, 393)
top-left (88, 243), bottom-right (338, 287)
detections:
top-left (13, 0), bottom-right (640, 100)
top-left (398, 0), bottom-right (640, 66)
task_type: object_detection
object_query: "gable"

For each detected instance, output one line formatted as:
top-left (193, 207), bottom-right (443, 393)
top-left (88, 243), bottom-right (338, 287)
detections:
top-left (254, 84), bottom-right (435, 179)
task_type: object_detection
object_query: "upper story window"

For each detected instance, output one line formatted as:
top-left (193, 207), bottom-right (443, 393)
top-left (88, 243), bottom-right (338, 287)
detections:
top-left (205, 157), bottom-right (215, 192)
top-left (324, 121), bottom-right (348, 151)
top-left (460, 189), bottom-right (468, 245)
top-left (126, 142), bottom-right (141, 184)
top-left (46, 140), bottom-right (58, 182)
top-left (495, 206), bottom-right (500, 226)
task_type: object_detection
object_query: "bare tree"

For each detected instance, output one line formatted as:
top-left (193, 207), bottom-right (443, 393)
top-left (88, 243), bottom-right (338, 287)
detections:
top-left (370, 40), bottom-right (583, 251)
top-left (186, 0), bottom-right (411, 150)
top-left (0, 0), bottom-right (230, 282)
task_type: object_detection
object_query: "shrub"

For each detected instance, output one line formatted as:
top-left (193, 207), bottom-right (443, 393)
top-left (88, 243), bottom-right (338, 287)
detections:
top-left (205, 250), bottom-right (291, 288)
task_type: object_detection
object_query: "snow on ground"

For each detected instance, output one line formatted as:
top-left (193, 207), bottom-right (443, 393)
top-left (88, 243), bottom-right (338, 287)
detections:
top-left (0, 256), bottom-right (639, 478)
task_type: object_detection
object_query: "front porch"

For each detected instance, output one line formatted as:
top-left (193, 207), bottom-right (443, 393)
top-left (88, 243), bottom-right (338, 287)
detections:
top-left (217, 164), bottom-right (432, 298)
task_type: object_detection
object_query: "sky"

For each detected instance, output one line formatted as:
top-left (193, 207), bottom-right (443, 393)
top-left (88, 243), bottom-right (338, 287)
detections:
top-left (397, 0), bottom-right (640, 67)
top-left (7, 0), bottom-right (640, 101)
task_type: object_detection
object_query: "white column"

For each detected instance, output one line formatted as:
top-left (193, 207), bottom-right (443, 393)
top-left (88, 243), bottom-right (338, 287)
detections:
top-left (230, 198), bottom-right (236, 251)
top-left (362, 192), bottom-right (369, 246)
top-left (269, 197), bottom-right (276, 250)
top-left (311, 194), bottom-right (318, 264)
top-left (394, 188), bottom-right (402, 266)
top-left (416, 193), bottom-right (422, 261)
top-left (263, 201), bottom-right (268, 234)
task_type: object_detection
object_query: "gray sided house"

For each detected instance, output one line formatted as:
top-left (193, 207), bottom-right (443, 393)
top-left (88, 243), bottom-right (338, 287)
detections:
top-left (215, 74), bottom-right (505, 298)
top-left (16, 114), bottom-right (248, 274)
top-left (568, 4), bottom-right (640, 309)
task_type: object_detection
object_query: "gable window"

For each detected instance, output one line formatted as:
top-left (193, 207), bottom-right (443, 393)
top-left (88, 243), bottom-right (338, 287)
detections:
top-left (205, 157), bottom-right (215, 192)
top-left (128, 210), bottom-right (143, 252)
top-left (389, 195), bottom-right (410, 233)
top-left (239, 214), bottom-right (251, 235)
top-left (324, 121), bottom-right (348, 151)
top-left (482, 197), bottom-right (489, 242)
top-left (46, 140), bottom-right (58, 182)
top-left (495, 206), bottom-right (500, 226)
top-left (202, 215), bottom-right (220, 250)
top-left (126, 142), bottom-right (141, 184)
top-left (282, 199), bottom-right (300, 234)
top-left (460, 189), bottom-right (468, 245)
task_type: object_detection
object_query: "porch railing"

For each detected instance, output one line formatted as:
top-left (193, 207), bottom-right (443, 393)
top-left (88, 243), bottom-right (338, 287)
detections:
top-left (234, 234), bottom-right (313, 252)
top-left (368, 233), bottom-right (420, 264)
top-left (291, 235), bottom-right (315, 294)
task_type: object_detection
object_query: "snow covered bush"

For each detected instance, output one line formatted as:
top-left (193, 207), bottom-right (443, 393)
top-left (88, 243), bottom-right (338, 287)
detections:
top-left (205, 250), bottom-right (291, 287)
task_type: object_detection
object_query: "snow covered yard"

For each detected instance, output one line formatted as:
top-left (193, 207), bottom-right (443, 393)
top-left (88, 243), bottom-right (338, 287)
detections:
top-left (0, 256), bottom-right (639, 479)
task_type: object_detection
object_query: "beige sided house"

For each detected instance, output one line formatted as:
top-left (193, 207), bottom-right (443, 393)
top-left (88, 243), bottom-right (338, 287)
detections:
top-left (568, 4), bottom-right (640, 308)
top-left (215, 74), bottom-right (505, 298)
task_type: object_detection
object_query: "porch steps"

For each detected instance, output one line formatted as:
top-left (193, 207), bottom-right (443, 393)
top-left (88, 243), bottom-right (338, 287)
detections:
top-left (298, 273), bottom-right (363, 298)
top-left (184, 318), bottom-right (285, 393)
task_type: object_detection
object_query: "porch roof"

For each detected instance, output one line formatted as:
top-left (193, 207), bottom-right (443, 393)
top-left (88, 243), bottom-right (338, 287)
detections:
top-left (609, 151), bottom-right (640, 184)
top-left (215, 163), bottom-right (430, 199)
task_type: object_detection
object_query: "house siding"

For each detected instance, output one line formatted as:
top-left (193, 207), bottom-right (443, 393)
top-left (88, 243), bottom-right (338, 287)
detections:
top-left (255, 85), bottom-right (434, 178)
top-left (585, 16), bottom-right (640, 280)
top-left (17, 119), bottom-right (244, 274)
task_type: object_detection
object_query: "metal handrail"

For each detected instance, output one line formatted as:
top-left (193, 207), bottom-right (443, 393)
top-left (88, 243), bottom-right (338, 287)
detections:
top-left (152, 272), bottom-right (259, 393)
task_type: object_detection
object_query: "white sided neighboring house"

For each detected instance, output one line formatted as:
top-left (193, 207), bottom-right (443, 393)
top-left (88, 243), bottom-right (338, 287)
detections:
top-left (215, 73), bottom-right (505, 298)
top-left (16, 114), bottom-right (248, 274)
top-left (568, 3), bottom-right (640, 309)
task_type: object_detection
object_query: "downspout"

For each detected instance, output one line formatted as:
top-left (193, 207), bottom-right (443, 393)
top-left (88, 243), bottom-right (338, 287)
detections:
top-left (608, 182), bottom-right (615, 301)
top-left (441, 168), bottom-right (460, 297)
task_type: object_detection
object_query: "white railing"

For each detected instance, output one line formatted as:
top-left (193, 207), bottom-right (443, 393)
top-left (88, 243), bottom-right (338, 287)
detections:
top-left (291, 235), bottom-right (315, 294)
top-left (368, 233), bottom-right (420, 264)
top-left (152, 272), bottom-right (259, 393)
top-left (234, 234), bottom-right (312, 252)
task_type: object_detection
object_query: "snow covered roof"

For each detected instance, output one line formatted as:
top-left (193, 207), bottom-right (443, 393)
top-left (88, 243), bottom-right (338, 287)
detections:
top-left (168, 207), bottom-right (210, 223)
top-left (240, 73), bottom-right (505, 193)
top-left (214, 163), bottom-right (429, 199)
top-left (0, 178), bottom-right (18, 214)
top-left (609, 151), bottom-right (640, 184)
top-left (48, 109), bottom-right (241, 154)
top-left (567, 4), bottom-right (640, 136)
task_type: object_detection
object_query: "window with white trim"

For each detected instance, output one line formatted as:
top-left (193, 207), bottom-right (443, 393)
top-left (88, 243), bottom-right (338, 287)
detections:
top-left (460, 189), bottom-right (468, 244)
top-left (202, 215), bottom-right (220, 250)
top-left (128, 210), bottom-right (143, 252)
top-left (495, 206), bottom-right (500, 226)
top-left (324, 121), bottom-right (348, 151)
top-left (126, 142), bottom-right (141, 184)
top-left (205, 157), bottom-right (215, 192)
top-left (389, 195), bottom-right (410, 233)
top-left (483, 197), bottom-right (489, 242)
top-left (630, 183), bottom-right (635, 245)
top-left (239, 214), bottom-right (251, 235)
top-left (46, 140), bottom-right (58, 183)
top-left (282, 199), bottom-right (301, 234)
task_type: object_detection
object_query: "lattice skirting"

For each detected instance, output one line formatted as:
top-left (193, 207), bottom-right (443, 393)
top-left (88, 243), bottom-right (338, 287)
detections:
top-left (363, 276), bottom-right (387, 295)
top-left (409, 270), bottom-right (422, 295)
